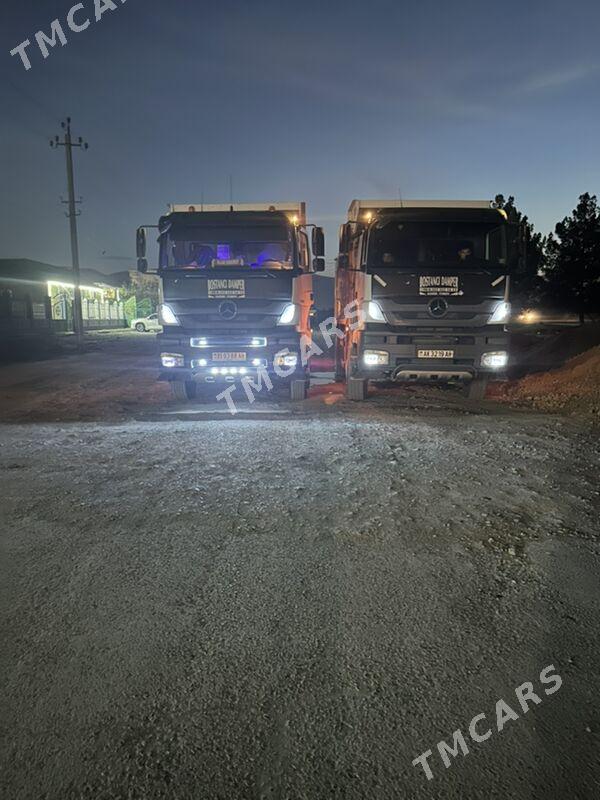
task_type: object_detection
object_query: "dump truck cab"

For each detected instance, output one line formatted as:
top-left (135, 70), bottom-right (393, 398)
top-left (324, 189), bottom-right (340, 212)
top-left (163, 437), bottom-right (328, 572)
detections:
top-left (136, 203), bottom-right (324, 401)
top-left (335, 199), bottom-right (521, 400)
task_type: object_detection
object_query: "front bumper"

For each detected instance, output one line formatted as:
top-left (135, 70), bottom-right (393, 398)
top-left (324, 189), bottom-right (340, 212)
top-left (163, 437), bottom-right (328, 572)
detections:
top-left (354, 327), bottom-right (508, 383)
top-left (157, 330), bottom-right (307, 383)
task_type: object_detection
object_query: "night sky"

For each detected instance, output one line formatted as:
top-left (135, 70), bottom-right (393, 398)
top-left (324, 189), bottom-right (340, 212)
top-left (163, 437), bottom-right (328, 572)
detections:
top-left (2, 0), bottom-right (599, 274)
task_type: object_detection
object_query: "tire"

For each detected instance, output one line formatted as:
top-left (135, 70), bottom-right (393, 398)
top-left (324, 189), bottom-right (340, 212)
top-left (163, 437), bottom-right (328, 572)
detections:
top-left (170, 380), bottom-right (197, 401)
top-left (135, 323), bottom-right (146, 332)
top-left (347, 376), bottom-right (368, 401)
top-left (465, 377), bottom-right (489, 401)
top-left (290, 379), bottom-right (308, 402)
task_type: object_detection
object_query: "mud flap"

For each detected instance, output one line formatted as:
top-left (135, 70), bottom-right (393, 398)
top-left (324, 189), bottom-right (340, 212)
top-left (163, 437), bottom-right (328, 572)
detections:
top-left (465, 377), bottom-right (489, 401)
top-left (290, 379), bottom-right (308, 401)
top-left (347, 377), bottom-right (368, 401)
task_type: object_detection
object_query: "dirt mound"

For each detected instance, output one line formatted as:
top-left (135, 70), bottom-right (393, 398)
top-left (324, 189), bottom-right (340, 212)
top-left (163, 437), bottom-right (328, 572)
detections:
top-left (500, 345), bottom-right (600, 417)
top-left (512, 323), bottom-right (600, 375)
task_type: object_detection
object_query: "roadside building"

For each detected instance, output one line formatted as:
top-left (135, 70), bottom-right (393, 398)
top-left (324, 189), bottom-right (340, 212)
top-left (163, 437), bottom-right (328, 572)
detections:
top-left (0, 259), bottom-right (126, 359)
top-left (0, 259), bottom-right (126, 333)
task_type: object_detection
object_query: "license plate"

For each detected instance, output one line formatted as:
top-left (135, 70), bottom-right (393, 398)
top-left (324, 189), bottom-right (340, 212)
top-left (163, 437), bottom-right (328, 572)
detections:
top-left (212, 352), bottom-right (247, 362)
top-left (417, 349), bottom-right (454, 359)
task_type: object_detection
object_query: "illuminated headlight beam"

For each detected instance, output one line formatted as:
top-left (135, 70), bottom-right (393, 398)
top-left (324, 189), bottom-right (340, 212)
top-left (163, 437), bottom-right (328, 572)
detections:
top-left (159, 303), bottom-right (180, 326)
top-left (488, 301), bottom-right (511, 325)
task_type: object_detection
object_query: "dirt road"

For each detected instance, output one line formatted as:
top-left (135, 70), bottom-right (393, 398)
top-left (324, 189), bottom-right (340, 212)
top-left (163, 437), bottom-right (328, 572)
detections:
top-left (1, 334), bottom-right (599, 798)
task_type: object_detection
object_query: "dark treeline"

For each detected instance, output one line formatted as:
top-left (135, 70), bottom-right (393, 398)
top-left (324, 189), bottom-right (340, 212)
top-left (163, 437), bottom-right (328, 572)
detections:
top-left (497, 193), bottom-right (600, 321)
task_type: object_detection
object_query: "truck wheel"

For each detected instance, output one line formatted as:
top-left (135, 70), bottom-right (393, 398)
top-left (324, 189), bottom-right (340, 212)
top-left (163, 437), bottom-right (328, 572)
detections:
top-left (135, 322), bottom-right (146, 332)
top-left (466, 377), bottom-right (489, 401)
top-left (290, 379), bottom-right (308, 402)
top-left (347, 376), bottom-right (368, 401)
top-left (171, 380), bottom-right (197, 401)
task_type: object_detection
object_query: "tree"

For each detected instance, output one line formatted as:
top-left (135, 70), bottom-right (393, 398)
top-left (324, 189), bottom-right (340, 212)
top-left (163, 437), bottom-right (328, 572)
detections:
top-left (544, 193), bottom-right (600, 322)
top-left (118, 272), bottom-right (160, 325)
top-left (494, 194), bottom-right (546, 307)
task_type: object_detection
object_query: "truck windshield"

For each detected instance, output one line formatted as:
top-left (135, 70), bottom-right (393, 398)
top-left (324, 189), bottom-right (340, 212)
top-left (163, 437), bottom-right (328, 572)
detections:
top-left (161, 225), bottom-right (295, 270)
top-left (367, 220), bottom-right (507, 269)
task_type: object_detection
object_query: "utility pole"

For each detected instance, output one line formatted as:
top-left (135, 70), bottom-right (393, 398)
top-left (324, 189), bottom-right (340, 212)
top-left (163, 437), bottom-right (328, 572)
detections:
top-left (50, 118), bottom-right (89, 350)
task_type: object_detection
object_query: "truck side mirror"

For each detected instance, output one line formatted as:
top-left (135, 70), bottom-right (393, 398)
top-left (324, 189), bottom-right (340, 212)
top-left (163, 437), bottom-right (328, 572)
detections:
top-left (507, 222), bottom-right (527, 270)
top-left (312, 227), bottom-right (325, 258)
top-left (136, 227), bottom-right (147, 259)
top-left (137, 257), bottom-right (148, 274)
top-left (312, 257), bottom-right (326, 272)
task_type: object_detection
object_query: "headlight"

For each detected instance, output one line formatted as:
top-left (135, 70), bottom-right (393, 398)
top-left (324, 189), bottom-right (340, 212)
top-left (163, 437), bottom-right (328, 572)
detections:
top-left (363, 349), bottom-right (390, 366)
top-left (365, 300), bottom-right (386, 323)
top-left (274, 352), bottom-right (298, 368)
top-left (277, 303), bottom-right (297, 325)
top-left (161, 353), bottom-right (184, 368)
top-left (481, 351), bottom-right (508, 369)
top-left (488, 301), bottom-right (511, 325)
top-left (518, 310), bottom-right (540, 325)
top-left (159, 303), bottom-right (180, 326)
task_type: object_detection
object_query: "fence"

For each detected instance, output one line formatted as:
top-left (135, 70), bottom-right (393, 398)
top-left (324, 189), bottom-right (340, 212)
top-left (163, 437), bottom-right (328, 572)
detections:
top-left (1, 293), bottom-right (126, 338)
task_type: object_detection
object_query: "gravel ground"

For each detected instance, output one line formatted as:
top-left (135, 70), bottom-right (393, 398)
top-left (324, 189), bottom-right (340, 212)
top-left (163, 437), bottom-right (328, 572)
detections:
top-left (1, 406), bottom-right (599, 799)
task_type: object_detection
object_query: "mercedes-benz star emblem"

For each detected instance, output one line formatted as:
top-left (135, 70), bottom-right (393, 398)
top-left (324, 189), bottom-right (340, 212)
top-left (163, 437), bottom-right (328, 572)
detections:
top-left (428, 297), bottom-right (448, 318)
top-left (219, 301), bottom-right (238, 320)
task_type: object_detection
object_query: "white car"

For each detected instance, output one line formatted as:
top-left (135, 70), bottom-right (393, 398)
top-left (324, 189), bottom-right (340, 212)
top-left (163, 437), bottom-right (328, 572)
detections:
top-left (131, 313), bottom-right (162, 333)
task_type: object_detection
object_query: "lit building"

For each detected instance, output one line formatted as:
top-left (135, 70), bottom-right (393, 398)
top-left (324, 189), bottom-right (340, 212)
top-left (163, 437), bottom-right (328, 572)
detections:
top-left (0, 259), bottom-right (125, 335)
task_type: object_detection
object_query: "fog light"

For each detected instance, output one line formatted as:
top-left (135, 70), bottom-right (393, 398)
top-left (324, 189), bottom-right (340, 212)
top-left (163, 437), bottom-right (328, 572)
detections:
top-left (161, 353), bottom-right (184, 368)
top-left (274, 352), bottom-right (298, 368)
top-left (198, 358), bottom-right (207, 367)
top-left (220, 367), bottom-right (229, 375)
top-left (363, 349), bottom-right (389, 366)
top-left (481, 351), bottom-right (508, 369)
top-left (211, 367), bottom-right (219, 375)
top-left (240, 367), bottom-right (247, 374)
top-left (252, 358), bottom-right (261, 366)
